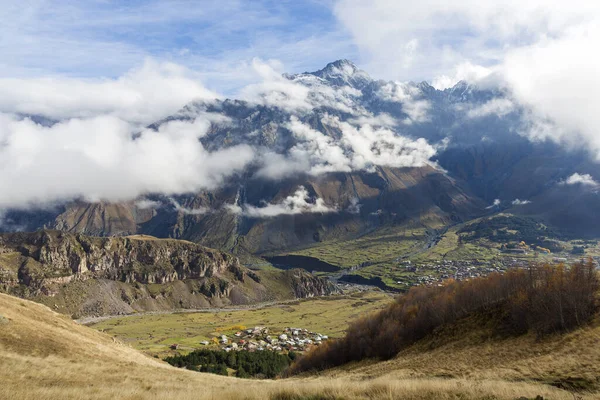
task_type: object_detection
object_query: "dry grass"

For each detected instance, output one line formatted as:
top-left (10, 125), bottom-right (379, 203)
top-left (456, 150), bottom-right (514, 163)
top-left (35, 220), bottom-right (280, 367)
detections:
top-left (0, 293), bottom-right (593, 400)
top-left (321, 309), bottom-right (600, 394)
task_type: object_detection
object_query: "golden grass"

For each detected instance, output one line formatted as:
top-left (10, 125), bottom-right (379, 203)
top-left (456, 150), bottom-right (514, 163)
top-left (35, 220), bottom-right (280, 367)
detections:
top-left (321, 310), bottom-right (600, 395)
top-left (0, 293), bottom-right (593, 400)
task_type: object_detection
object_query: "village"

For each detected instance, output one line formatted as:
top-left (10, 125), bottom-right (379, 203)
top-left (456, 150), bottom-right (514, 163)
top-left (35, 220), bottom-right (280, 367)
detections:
top-left (395, 254), bottom-right (600, 288)
top-left (394, 259), bottom-right (508, 287)
top-left (170, 326), bottom-right (330, 353)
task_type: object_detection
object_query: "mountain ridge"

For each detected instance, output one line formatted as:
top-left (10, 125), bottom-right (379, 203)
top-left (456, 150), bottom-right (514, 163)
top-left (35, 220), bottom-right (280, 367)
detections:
top-left (2, 59), bottom-right (599, 258)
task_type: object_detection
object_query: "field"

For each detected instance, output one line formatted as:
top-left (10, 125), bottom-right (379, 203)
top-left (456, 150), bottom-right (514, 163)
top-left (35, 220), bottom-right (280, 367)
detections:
top-left (287, 226), bottom-right (428, 269)
top-left (0, 292), bottom-right (591, 400)
top-left (280, 215), bottom-right (600, 291)
top-left (89, 291), bottom-right (392, 357)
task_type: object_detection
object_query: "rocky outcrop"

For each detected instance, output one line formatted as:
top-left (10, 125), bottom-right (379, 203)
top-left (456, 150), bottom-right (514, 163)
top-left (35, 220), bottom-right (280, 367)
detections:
top-left (0, 230), bottom-right (336, 317)
top-left (0, 230), bottom-right (246, 290)
top-left (284, 269), bottom-right (340, 298)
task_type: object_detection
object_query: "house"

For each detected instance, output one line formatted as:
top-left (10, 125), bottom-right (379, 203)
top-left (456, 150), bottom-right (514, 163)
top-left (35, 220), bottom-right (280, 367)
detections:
top-left (170, 344), bottom-right (179, 350)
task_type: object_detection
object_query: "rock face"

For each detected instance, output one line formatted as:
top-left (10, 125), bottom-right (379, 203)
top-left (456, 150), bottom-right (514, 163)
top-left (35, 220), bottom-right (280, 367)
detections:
top-left (0, 230), bottom-right (337, 317)
top-left (283, 269), bottom-right (338, 298)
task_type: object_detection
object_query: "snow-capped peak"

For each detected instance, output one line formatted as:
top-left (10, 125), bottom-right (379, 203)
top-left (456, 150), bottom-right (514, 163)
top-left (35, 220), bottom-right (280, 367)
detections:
top-left (289, 59), bottom-right (372, 90)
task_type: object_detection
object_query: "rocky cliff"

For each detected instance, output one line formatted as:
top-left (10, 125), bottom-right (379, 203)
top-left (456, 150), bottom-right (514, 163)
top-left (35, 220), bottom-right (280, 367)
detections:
top-left (0, 230), bottom-right (337, 317)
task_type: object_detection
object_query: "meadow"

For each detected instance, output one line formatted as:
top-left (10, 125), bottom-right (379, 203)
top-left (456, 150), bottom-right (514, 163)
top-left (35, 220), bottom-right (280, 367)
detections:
top-left (89, 291), bottom-right (392, 357)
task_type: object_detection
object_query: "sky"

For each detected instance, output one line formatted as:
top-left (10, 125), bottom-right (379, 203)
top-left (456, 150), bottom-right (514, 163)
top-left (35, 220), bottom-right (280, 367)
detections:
top-left (0, 0), bottom-right (599, 211)
top-left (0, 0), bottom-right (355, 94)
top-left (1, 1), bottom-right (598, 89)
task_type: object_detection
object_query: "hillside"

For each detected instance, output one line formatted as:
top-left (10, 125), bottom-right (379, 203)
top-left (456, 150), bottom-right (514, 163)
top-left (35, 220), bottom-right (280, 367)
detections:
top-left (289, 261), bottom-right (600, 397)
top-left (325, 307), bottom-right (600, 393)
top-left (0, 292), bottom-right (586, 400)
top-left (0, 230), bottom-right (336, 317)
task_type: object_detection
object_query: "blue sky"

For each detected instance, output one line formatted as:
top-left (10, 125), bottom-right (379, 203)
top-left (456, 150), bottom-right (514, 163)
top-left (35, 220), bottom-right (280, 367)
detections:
top-left (0, 0), bottom-right (598, 207)
top-left (0, 0), bottom-right (359, 93)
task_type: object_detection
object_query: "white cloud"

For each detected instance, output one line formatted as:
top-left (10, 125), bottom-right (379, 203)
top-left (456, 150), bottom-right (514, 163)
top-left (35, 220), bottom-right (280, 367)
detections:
top-left (237, 58), bottom-right (313, 112)
top-left (375, 82), bottom-right (430, 124)
top-left (168, 198), bottom-right (210, 215)
top-left (347, 113), bottom-right (397, 128)
top-left (335, 0), bottom-right (600, 81)
top-left (486, 199), bottom-right (501, 209)
top-left (466, 98), bottom-right (515, 119)
top-left (511, 199), bottom-right (531, 206)
top-left (502, 24), bottom-right (600, 158)
top-left (334, 0), bottom-right (600, 161)
top-left (0, 114), bottom-right (255, 208)
top-left (0, 59), bottom-right (217, 126)
top-left (256, 115), bottom-right (438, 180)
top-left (228, 186), bottom-right (336, 218)
top-left (346, 197), bottom-right (361, 214)
top-left (431, 62), bottom-right (496, 90)
top-left (238, 58), bottom-right (367, 114)
top-left (562, 173), bottom-right (598, 187)
top-left (135, 199), bottom-right (162, 210)
top-left (328, 116), bottom-right (437, 171)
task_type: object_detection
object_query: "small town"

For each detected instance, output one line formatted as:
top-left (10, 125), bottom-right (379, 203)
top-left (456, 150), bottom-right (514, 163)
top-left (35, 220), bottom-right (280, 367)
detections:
top-left (395, 255), bottom-right (599, 287)
top-left (170, 326), bottom-right (329, 353)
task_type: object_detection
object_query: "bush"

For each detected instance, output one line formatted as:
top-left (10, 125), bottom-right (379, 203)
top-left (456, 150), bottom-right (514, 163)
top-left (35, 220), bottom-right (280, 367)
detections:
top-left (288, 260), bottom-right (599, 374)
top-left (164, 349), bottom-right (293, 379)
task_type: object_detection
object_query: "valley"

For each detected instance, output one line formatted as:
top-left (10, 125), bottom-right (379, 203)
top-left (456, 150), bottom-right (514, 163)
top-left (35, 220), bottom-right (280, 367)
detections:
top-left (86, 291), bottom-right (391, 357)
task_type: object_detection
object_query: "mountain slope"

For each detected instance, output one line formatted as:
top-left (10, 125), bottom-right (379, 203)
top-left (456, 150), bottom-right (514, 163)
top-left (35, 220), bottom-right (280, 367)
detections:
top-left (0, 292), bottom-right (585, 400)
top-left (3, 59), bottom-right (599, 256)
top-left (0, 230), bottom-right (336, 317)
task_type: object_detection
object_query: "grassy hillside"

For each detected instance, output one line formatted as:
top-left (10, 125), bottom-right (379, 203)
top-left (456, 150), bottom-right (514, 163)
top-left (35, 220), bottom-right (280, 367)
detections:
top-left (0, 292), bottom-right (584, 399)
top-left (289, 261), bottom-right (600, 397)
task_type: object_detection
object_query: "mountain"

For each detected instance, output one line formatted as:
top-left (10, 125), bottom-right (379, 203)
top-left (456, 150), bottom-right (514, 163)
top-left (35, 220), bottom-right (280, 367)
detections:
top-left (0, 230), bottom-right (336, 317)
top-left (3, 59), bottom-right (599, 257)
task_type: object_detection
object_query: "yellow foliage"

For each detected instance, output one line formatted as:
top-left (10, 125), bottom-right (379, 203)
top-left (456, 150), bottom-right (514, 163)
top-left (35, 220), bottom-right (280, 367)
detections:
top-left (215, 325), bottom-right (247, 332)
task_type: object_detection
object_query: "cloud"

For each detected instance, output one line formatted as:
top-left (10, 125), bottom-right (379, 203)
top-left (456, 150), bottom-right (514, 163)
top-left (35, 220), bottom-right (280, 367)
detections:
top-left (431, 62), bottom-right (496, 90)
top-left (347, 113), bottom-right (397, 128)
top-left (334, 0), bottom-right (600, 161)
top-left (502, 24), bottom-right (600, 159)
top-left (256, 115), bottom-right (438, 180)
top-left (375, 82), bottom-right (430, 124)
top-left (135, 199), bottom-right (162, 210)
top-left (346, 197), bottom-right (362, 215)
top-left (228, 186), bottom-right (336, 218)
top-left (0, 114), bottom-right (255, 208)
top-left (334, 0), bottom-right (600, 81)
top-left (238, 59), bottom-right (313, 112)
top-left (328, 116), bottom-right (437, 171)
top-left (562, 173), bottom-right (598, 187)
top-left (511, 199), bottom-right (531, 206)
top-left (486, 199), bottom-right (501, 209)
top-left (0, 59), bottom-right (217, 126)
top-left (466, 98), bottom-right (515, 119)
top-left (238, 58), bottom-right (366, 114)
top-left (168, 198), bottom-right (210, 215)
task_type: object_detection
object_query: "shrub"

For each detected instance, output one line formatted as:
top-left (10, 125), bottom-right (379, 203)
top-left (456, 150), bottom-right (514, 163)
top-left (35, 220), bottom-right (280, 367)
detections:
top-left (288, 260), bottom-right (599, 374)
top-left (164, 349), bottom-right (293, 379)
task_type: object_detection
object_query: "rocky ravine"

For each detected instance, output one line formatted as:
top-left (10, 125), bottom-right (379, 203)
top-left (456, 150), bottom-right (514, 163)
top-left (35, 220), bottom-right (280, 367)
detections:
top-left (0, 230), bottom-right (337, 317)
